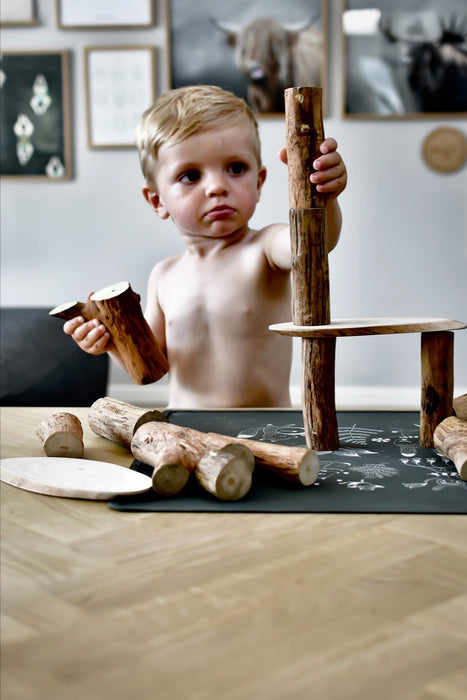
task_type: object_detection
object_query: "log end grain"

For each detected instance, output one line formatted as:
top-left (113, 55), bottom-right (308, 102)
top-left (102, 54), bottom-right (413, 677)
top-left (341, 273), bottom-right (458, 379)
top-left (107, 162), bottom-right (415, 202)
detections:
top-left (152, 463), bottom-right (190, 496)
top-left (196, 450), bottom-right (253, 501)
top-left (297, 451), bottom-right (320, 486)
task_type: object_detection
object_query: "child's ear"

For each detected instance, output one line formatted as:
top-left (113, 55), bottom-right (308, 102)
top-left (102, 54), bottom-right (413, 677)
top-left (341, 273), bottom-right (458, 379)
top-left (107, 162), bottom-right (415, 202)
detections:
top-left (142, 186), bottom-right (170, 219)
top-left (256, 166), bottom-right (267, 201)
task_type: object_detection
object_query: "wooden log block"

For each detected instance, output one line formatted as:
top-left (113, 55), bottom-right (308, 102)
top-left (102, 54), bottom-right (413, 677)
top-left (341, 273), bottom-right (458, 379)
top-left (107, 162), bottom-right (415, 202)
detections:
top-left (131, 421), bottom-right (319, 486)
top-left (88, 396), bottom-right (167, 448)
top-left (49, 281), bottom-right (169, 385)
top-left (420, 331), bottom-right (454, 447)
top-left (196, 447), bottom-right (255, 501)
top-left (36, 412), bottom-right (84, 458)
top-left (284, 86), bottom-right (337, 451)
top-left (433, 416), bottom-right (467, 480)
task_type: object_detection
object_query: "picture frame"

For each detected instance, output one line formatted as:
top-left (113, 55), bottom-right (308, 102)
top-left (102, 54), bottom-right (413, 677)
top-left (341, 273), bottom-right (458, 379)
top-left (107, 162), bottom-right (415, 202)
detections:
top-left (0, 50), bottom-right (72, 180)
top-left (0, 0), bottom-right (38, 26)
top-left (342, 0), bottom-right (467, 119)
top-left (56, 0), bottom-right (154, 30)
top-left (166, 0), bottom-right (327, 116)
top-left (84, 46), bottom-right (156, 149)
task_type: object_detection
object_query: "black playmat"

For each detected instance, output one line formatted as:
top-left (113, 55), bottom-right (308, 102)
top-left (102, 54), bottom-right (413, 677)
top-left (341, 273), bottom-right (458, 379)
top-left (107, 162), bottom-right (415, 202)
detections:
top-left (108, 411), bottom-right (467, 514)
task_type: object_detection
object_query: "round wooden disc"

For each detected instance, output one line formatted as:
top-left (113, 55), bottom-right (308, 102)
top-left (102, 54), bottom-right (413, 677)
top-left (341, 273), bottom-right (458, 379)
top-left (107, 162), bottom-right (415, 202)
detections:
top-left (0, 457), bottom-right (152, 500)
top-left (422, 127), bottom-right (467, 173)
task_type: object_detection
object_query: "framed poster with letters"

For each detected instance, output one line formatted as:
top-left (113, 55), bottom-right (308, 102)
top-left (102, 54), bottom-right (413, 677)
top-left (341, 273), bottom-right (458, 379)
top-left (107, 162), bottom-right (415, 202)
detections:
top-left (84, 46), bottom-right (156, 148)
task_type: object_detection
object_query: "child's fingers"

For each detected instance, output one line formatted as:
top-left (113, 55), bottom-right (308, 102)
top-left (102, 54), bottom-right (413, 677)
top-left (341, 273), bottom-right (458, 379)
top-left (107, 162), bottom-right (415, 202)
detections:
top-left (63, 316), bottom-right (84, 336)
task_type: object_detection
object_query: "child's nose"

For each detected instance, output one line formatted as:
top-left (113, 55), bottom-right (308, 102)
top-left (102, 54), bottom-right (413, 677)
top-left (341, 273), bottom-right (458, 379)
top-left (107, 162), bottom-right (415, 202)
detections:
top-left (205, 171), bottom-right (228, 196)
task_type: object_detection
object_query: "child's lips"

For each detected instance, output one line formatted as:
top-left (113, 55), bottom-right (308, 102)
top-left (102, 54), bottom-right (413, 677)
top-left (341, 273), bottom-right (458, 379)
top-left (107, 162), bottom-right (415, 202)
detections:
top-left (206, 205), bottom-right (235, 220)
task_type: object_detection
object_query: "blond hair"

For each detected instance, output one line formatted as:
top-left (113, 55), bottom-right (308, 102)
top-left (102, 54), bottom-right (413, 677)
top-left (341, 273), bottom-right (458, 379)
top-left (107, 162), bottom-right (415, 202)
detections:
top-left (135, 85), bottom-right (262, 181)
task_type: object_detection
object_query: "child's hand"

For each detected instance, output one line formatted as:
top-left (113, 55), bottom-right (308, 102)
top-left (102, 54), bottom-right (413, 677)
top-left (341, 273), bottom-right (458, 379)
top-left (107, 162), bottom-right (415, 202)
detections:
top-left (311, 138), bottom-right (347, 199)
top-left (278, 137), bottom-right (347, 199)
top-left (63, 316), bottom-right (111, 355)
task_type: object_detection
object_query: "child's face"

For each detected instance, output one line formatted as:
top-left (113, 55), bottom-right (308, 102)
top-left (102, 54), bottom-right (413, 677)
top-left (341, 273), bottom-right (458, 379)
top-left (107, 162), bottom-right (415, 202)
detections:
top-left (144, 123), bottom-right (267, 240)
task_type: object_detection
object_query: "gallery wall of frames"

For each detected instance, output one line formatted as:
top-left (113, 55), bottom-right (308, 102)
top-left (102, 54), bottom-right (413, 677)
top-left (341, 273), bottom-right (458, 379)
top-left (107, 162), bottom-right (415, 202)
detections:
top-left (1, 0), bottom-right (466, 180)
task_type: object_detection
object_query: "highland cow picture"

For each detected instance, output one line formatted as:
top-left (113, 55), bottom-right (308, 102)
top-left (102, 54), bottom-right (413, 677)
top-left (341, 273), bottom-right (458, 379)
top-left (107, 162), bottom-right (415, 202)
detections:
top-left (166, 0), bottom-right (326, 115)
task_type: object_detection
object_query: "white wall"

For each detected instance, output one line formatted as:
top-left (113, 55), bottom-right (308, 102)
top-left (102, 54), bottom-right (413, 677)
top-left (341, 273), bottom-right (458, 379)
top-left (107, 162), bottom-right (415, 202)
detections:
top-left (2, 0), bottom-right (466, 408)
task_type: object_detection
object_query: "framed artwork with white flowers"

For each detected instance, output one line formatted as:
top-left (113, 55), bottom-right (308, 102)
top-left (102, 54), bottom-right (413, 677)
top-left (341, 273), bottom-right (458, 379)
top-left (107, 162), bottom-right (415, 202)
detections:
top-left (0, 50), bottom-right (72, 180)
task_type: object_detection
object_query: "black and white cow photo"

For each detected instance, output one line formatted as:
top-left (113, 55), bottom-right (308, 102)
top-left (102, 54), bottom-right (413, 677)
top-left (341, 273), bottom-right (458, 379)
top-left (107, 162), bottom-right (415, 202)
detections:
top-left (168, 0), bottom-right (325, 114)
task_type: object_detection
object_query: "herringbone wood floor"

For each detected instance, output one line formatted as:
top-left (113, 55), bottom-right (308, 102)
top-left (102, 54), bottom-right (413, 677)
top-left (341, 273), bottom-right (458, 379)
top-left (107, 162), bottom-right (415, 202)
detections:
top-left (1, 407), bottom-right (466, 700)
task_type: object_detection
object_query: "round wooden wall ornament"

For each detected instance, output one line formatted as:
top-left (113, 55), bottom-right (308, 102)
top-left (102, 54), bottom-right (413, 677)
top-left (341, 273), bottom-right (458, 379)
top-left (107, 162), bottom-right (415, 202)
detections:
top-left (422, 127), bottom-right (467, 173)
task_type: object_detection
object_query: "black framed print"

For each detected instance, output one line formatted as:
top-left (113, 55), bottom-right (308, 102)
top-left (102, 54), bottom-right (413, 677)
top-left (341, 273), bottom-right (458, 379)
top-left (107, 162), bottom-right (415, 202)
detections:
top-left (0, 50), bottom-right (72, 180)
top-left (166, 0), bottom-right (327, 116)
top-left (342, 0), bottom-right (467, 119)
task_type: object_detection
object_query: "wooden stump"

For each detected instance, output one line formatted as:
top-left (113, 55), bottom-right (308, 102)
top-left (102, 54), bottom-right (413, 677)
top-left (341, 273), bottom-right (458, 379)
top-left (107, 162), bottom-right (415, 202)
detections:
top-left (36, 412), bottom-right (84, 458)
top-left (50, 281), bottom-right (169, 385)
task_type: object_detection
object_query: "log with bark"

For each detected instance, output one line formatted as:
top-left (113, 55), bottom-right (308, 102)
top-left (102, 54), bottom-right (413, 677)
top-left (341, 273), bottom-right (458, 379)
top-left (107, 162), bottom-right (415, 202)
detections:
top-left (36, 412), bottom-right (84, 458)
top-left (131, 421), bottom-right (319, 486)
top-left (283, 86), bottom-right (338, 451)
top-left (49, 281), bottom-right (168, 385)
top-left (88, 397), bottom-right (167, 448)
top-left (433, 415), bottom-right (467, 480)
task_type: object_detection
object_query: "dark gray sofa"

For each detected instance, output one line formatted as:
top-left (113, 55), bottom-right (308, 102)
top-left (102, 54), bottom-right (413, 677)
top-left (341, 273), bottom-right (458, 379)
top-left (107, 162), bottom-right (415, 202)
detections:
top-left (0, 307), bottom-right (108, 406)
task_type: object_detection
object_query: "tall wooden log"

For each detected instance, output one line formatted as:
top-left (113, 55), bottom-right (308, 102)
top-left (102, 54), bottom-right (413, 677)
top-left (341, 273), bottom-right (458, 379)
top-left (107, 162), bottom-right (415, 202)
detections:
top-left (433, 416), bottom-right (467, 480)
top-left (131, 421), bottom-right (319, 486)
top-left (36, 412), bottom-right (84, 458)
top-left (88, 397), bottom-right (167, 448)
top-left (285, 86), bottom-right (338, 450)
top-left (420, 331), bottom-right (454, 447)
top-left (49, 281), bottom-right (169, 385)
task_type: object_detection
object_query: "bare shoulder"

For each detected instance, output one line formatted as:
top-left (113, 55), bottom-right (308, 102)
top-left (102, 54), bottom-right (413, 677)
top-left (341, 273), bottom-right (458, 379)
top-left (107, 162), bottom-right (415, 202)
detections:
top-left (147, 254), bottom-right (182, 288)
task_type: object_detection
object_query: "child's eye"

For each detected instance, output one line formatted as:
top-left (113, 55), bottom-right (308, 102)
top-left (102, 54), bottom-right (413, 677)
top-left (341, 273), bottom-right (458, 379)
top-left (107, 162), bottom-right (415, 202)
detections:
top-left (227, 161), bottom-right (247, 175)
top-left (179, 169), bottom-right (200, 183)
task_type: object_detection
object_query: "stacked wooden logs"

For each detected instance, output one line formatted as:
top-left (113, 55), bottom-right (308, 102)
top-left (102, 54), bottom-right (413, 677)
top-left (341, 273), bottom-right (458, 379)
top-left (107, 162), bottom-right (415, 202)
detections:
top-left (86, 397), bottom-right (320, 500)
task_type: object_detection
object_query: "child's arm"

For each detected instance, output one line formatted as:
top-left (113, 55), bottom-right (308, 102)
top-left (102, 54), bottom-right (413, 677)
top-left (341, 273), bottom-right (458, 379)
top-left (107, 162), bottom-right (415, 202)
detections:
top-left (268, 137), bottom-right (347, 269)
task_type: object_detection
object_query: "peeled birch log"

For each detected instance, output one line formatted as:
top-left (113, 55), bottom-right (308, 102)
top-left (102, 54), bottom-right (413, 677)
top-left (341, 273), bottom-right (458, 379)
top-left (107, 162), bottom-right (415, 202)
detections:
top-left (131, 421), bottom-right (319, 486)
top-left (49, 281), bottom-right (168, 385)
top-left (36, 412), bottom-right (84, 458)
top-left (196, 449), bottom-right (254, 501)
top-left (433, 416), bottom-right (467, 480)
top-left (88, 397), bottom-right (167, 448)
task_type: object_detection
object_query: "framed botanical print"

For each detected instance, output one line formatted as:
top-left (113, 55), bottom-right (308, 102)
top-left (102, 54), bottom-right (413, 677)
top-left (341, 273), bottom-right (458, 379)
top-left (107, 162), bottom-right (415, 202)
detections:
top-left (166, 0), bottom-right (327, 116)
top-left (0, 50), bottom-right (72, 179)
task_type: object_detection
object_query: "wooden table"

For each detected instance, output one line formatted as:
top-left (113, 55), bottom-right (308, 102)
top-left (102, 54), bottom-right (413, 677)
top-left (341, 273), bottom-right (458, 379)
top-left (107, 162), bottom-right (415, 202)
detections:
top-left (1, 407), bottom-right (467, 700)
